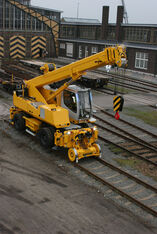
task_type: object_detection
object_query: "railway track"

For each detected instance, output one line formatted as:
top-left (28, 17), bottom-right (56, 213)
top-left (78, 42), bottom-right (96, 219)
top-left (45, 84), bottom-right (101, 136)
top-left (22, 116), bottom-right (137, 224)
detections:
top-left (95, 70), bottom-right (157, 93)
top-left (93, 110), bottom-right (157, 166)
top-left (51, 58), bottom-right (157, 93)
top-left (94, 88), bottom-right (119, 95)
top-left (95, 90), bottom-right (157, 108)
top-left (2, 116), bottom-right (157, 218)
top-left (106, 70), bottom-right (157, 89)
top-left (2, 59), bottom-right (157, 96)
top-left (75, 158), bottom-right (157, 217)
top-left (109, 80), bottom-right (155, 93)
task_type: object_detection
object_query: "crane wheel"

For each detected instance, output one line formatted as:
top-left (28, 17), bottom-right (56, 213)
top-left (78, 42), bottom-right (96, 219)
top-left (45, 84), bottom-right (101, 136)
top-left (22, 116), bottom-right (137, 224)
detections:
top-left (37, 127), bottom-right (54, 148)
top-left (13, 113), bottom-right (25, 131)
top-left (93, 143), bottom-right (102, 158)
top-left (68, 148), bottom-right (78, 162)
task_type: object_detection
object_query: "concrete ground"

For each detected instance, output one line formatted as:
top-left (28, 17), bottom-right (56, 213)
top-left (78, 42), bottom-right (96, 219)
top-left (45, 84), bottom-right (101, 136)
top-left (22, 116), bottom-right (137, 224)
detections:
top-left (0, 89), bottom-right (157, 233)
top-left (92, 90), bottom-right (157, 110)
top-left (0, 131), bottom-right (156, 234)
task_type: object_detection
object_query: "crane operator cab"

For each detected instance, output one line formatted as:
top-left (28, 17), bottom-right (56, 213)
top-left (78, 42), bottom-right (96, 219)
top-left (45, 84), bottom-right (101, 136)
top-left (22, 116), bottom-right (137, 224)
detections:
top-left (61, 85), bottom-right (95, 126)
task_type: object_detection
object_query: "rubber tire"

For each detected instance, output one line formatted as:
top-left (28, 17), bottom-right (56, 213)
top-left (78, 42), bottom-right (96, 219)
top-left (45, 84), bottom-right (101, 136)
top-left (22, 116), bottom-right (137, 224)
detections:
top-left (13, 113), bottom-right (25, 131)
top-left (37, 127), bottom-right (55, 148)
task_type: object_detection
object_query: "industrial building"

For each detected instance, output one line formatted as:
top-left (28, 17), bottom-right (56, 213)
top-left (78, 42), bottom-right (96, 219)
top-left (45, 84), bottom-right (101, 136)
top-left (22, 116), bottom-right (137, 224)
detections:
top-left (59, 6), bottom-right (157, 76)
top-left (0, 0), bottom-right (61, 58)
top-left (0, 0), bottom-right (157, 75)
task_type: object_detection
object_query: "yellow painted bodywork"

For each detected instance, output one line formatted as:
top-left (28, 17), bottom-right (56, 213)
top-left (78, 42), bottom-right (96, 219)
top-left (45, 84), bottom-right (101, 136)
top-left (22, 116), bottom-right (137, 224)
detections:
top-left (24, 117), bottom-right (41, 132)
top-left (12, 92), bottom-right (70, 128)
top-left (10, 46), bottom-right (127, 161)
top-left (24, 45), bottom-right (127, 105)
top-left (55, 127), bottom-right (99, 160)
top-left (54, 127), bottom-right (98, 148)
top-left (10, 106), bottom-right (21, 120)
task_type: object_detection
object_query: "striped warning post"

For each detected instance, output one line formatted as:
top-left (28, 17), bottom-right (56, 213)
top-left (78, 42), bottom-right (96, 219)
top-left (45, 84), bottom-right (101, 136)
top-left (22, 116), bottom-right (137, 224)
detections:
top-left (113, 96), bottom-right (124, 112)
top-left (10, 36), bottom-right (26, 59)
top-left (31, 36), bottom-right (46, 58)
top-left (0, 36), bottom-right (4, 58)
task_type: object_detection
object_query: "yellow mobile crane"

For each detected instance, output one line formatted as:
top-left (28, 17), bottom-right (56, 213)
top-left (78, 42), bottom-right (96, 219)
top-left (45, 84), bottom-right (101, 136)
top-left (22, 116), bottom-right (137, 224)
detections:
top-left (10, 45), bottom-right (127, 162)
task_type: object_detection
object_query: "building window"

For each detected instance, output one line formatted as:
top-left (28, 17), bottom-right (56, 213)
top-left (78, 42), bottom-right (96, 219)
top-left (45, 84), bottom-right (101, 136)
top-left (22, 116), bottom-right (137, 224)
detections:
top-left (79, 26), bottom-right (97, 40)
top-left (124, 27), bottom-right (150, 43)
top-left (79, 45), bottom-right (82, 58)
top-left (154, 31), bottom-right (157, 44)
top-left (85, 46), bottom-right (88, 57)
top-left (135, 52), bottom-right (148, 70)
top-left (91, 46), bottom-right (98, 55)
top-left (66, 43), bottom-right (73, 57)
top-left (60, 25), bottom-right (76, 39)
top-left (60, 43), bottom-right (65, 49)
top-left (107, 26), bottom-right (116, 40)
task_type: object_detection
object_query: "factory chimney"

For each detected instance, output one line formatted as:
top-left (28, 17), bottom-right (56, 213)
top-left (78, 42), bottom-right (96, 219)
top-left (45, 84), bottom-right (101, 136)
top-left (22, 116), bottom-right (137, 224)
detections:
top-left (116, 6), bottom-right (124, 41)
top-left (101, 6), bottom-right (109, 40)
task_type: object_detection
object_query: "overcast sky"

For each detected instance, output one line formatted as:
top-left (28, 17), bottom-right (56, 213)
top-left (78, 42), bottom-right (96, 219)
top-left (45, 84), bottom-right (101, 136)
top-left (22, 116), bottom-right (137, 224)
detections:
top-left (31, 0), bottom-right (157, 24)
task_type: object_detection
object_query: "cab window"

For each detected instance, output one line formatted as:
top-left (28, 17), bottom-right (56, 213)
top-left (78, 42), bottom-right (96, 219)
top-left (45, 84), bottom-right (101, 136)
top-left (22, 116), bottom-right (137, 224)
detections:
top-left (63, 90), bottom-right (77, 113)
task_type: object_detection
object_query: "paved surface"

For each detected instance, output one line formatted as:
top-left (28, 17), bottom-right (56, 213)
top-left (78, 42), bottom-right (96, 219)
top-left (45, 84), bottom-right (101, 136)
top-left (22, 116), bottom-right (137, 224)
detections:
top-left (0, 89), bottom-right (156, 233)
top-left (92, 90), bottom-right (157, 109)
top-left (0, 131), bottom-right (156, 234)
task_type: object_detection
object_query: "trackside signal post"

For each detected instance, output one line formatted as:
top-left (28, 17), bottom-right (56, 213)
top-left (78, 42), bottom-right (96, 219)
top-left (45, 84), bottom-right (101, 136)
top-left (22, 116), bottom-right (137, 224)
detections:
top-left (113, 95), bottom-right (124, 120)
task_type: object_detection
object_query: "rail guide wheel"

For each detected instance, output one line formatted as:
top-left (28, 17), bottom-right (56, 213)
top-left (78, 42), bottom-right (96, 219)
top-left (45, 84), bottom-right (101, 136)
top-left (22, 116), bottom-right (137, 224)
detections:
top-left (93, 143), bottom-right (102, 158)
top-left (68, 148), bottom-right (78, 163)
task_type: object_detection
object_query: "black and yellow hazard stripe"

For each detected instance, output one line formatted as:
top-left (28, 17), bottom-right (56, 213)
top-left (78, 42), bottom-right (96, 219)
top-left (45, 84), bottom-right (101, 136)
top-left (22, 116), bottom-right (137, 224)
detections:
top-left (113, 96), bottom-right (123, 112)
top-left (31, 36), bottom-right (46, 58)
top-left (10, 36), bottom-right (26, 58)
top-left (0, 36), bottom-right (4, 58)
top-left (7, 0), bottom-right (59, 56)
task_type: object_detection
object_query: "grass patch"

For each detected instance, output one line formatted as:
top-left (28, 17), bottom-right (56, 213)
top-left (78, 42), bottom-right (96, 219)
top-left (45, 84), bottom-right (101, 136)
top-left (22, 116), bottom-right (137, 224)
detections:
top-left (123, 107), bottom-right (157, 128)
top-left (109, 144), bottom-right (124, 154)
top-left (114, 157), bottom-right (157, 181)
top-left (108, 144), bottom-right (157, 180)
top-left (107, 83), bottom-right (137, 94)
top-left (113, 157), bottom-right (140, 168)
top-left (109, 144), bottom-right (132, 157)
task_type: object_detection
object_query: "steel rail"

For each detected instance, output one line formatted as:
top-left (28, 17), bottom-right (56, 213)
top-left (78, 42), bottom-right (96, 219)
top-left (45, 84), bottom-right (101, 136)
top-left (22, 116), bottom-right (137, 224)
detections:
top-left (97, 158), bottom-right (157, 193)
top-left (95, 88), bottom-right (124, 95)
top-left (98, 135), bottom-right (157, 166)
top-left (46, 58), bottom-right (157, 90)
top-left (2, 119), bottom-right (157, 217)
top-left (93, 114), bottom-right (157, 151)
top-left (101, 110), bottom-right (157, 139)
top-left (95, 70), bottom-right (157, 89)
top-left (75, 163), bottom-right (157, 217)
top-left (95, 121), bottom-right (157, 157)
top-left (109, 80), bottom-right (157, 93)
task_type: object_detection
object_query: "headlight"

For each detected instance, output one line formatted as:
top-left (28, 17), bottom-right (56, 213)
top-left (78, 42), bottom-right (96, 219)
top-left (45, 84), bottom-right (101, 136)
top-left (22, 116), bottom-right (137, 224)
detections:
top-left (93, 126), bottom-right (97, 131)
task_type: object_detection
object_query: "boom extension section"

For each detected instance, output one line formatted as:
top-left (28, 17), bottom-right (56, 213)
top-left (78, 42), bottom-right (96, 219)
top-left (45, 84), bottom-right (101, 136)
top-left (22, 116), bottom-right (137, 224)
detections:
top-left (25, 45), bottom-right (127, 104)
top-left (10, 45), bottom-right (127, 162)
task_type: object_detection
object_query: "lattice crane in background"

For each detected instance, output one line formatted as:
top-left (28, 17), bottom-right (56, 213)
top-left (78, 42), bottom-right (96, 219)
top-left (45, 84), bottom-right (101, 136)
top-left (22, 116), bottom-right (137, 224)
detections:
top-left (121, 0), bottom-right (129, 24)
